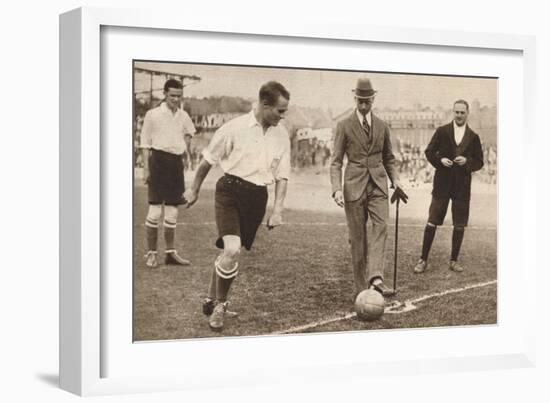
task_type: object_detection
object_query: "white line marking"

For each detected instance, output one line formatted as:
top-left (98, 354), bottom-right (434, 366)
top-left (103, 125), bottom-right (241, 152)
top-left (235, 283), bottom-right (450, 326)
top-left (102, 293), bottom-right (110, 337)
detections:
top-left (272, 279), bottom-right (497, 335)
top-left (272, 312), bottom-right (358, 335)
top-left (407, 279), bottom-right (497, 305)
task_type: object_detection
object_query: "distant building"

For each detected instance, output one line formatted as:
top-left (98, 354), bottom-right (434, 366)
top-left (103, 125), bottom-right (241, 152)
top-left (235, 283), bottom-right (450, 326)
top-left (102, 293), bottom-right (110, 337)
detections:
top-left (284, 106), bottom-right (333, 168)
top-left (376, 106), bottom-right (449, 130)
top-left (332, 101), bottom-right (497, 148)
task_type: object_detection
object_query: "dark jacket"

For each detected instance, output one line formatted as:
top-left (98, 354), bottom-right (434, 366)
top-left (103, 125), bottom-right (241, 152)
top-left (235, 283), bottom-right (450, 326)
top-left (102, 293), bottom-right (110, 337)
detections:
top-left (330, 112), bottom-right (399, 202)
top-left (425, 122), bottom-right (484, 201)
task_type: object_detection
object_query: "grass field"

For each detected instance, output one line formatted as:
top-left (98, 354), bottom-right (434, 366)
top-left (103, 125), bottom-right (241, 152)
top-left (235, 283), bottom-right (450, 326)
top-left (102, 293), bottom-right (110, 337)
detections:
top-left (133, 170), bottom-right (497, 341)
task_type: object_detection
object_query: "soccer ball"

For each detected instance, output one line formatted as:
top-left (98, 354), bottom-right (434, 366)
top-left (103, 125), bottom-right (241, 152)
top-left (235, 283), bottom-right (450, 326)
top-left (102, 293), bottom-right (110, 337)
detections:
top-left (355, 289), bottom-right (385, 321)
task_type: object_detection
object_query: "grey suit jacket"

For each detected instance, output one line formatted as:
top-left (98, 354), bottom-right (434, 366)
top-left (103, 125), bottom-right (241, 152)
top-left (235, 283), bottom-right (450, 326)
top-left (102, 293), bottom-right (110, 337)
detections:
top-left (330, 111), bottom-right (399, 202)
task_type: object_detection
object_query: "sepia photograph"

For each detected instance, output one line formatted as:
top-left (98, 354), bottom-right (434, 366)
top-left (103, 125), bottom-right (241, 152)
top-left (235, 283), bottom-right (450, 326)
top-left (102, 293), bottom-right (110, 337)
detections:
top-left (132, 60), bottom-right (497, 341)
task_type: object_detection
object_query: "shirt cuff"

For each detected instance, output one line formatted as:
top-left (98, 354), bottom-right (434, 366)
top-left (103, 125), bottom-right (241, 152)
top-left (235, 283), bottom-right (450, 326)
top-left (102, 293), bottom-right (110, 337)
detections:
top-left (201, 149), bottom-right (217, 166)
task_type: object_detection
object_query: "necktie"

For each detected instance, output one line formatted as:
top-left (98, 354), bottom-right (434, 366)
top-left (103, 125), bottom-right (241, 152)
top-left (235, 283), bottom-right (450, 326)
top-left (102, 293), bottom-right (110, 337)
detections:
top-left (362, 116), bottom-right (370, 137)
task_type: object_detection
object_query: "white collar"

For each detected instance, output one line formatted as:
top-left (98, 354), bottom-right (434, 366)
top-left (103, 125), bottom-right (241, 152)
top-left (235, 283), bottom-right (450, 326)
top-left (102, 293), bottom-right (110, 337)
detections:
top-left (453, 120), bottom-right (466, 132)
top-left (248, 109), bottom-right (261, 128)
top-left (356, 109), bottom-right (372, 125)
top-left (248, 109), bottom-right (281, 131)
top-left (161, 102), bottom-right (181, 116)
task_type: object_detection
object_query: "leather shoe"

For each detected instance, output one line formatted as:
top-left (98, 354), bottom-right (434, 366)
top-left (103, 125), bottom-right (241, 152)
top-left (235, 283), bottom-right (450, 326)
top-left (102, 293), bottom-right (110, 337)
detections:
top-left (144, 251), bottom-right (158, 268)
top-left (371, 281), bottom-right (395, 297)
top-left (414, 259), bottom-right (427, 273)
top-left (165, 250), bottom-right (191, 266)
top-left (208, 301), bottom-right (238, 331)
top-left (209, 302), bottom-right (227, 331)
top-left (202, 298), bottom-right (238, 318)
top-left (449, 261), bottom-right (464, 272)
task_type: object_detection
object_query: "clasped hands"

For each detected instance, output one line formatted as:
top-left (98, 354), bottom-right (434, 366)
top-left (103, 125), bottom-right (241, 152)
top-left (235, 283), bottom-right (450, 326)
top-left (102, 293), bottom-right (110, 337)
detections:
top-left (441, 156), bottom-right (467, 168)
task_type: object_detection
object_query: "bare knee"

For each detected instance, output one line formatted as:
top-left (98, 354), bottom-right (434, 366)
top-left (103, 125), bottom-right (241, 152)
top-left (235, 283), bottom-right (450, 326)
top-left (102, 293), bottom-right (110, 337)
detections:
top-left (216, 235), bottom-right (241, 279)
top-left (146, 205), bottom-right (162, 228)
top-left (222, 235), bottom-right (241, 259)
top-left (164, 205), bottom-right (178, 226)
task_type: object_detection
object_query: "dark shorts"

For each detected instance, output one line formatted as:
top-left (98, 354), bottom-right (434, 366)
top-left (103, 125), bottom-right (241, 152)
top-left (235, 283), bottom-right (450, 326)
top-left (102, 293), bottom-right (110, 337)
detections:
top-left (214, 174), bottom-right (268, 251)
top-left (428, 196), bottom-right (470, 227)
top-left (148, 149), bottom-right (185, 206)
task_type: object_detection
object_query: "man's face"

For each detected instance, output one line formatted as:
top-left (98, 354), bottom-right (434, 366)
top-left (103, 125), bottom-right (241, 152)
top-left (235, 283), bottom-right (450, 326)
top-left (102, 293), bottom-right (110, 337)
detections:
top-left (164, 87), bottom-right (183, 111)
top-left (261, 95), bottom-right (289, 127)
top-left (453, 103), bottom-right (469, 126)
top-left (355, 96), bottom-right (375, 116)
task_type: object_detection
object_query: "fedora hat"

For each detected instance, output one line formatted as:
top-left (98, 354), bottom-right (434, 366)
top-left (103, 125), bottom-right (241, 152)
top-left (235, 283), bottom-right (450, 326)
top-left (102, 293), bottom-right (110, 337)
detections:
top-left (353, 77), bottom-right (377, 99)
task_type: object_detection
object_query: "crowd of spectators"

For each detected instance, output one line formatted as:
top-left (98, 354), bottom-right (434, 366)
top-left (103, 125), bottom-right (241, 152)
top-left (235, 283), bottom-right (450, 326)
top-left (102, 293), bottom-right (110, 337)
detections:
top-left (134, 112), bottom-right (496, 185)
top-left (393, 140), bottom-right (497, 187)
top-left (394, 142), bottom-right (433, 187)
top-left (293, 139), bottom-right (331, 170)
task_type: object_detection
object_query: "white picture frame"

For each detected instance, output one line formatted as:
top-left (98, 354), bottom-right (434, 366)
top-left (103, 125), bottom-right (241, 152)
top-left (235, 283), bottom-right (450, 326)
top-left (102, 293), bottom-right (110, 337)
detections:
top-left (60, 6), bottom-right (537, 396)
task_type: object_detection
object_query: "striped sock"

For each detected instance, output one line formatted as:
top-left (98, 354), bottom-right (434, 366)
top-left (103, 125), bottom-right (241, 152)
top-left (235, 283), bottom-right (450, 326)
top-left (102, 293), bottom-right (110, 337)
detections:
top-left (215, 256), bottom-right (239, 302)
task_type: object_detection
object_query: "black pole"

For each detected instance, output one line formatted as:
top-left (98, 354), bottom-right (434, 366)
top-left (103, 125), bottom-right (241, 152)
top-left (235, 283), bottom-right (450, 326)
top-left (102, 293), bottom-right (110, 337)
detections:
top-left (393, 198), bottom-right (400, 293)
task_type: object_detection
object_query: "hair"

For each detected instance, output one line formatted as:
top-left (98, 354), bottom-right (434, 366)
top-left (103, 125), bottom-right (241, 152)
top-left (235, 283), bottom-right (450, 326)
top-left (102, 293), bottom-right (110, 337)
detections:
top-left (454, 99), bottom-right (469, 111)
top-left (164, 78), bottom-right (183, 92)
top-left (259, 81), bottom-right (290, 106)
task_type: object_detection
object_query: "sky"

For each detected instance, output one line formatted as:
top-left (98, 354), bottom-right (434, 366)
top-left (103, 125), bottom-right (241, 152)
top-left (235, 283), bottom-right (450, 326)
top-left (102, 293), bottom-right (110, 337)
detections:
top-left (134, 61), bottom-right (497, 115)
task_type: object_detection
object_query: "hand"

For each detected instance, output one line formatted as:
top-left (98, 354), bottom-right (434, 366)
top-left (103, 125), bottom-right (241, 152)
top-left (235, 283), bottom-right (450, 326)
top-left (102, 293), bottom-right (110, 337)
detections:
top-left (332, 190), bottom-right (344, 208)
top-left (391, 185), bottom-right (409, 204)
top-left (453, 156), bottom-right (467, 166)
top-left (441, 158), bottom-right (453, 168)
top-left (183, 189), bottom-right (198, 208)
top-left (267, 212), bottom-right (283, 230)
top-left (392, 179), bottom-right (403, 190)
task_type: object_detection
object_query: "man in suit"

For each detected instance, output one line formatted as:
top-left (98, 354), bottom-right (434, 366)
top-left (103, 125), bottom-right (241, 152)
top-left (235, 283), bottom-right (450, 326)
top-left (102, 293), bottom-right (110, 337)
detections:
top-left (330, 77), bottom-right (408, 298)
top-left (413, 100), bottom-right (484, 274)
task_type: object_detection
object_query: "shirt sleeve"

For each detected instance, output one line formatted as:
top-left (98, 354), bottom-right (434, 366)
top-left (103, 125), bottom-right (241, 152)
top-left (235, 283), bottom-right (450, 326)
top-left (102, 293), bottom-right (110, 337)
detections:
top-left (202, 124), bottom-right (231, 166)
top-left (139, 110), bottom-right (153, 149)
top-left (181, 111), bottom-right (196, 136)
top-left (274, 129), bottom-right (291, 181)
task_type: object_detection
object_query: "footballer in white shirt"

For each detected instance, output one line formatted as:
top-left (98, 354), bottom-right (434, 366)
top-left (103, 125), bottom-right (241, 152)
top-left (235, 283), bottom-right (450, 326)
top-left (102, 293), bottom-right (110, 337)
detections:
top-left (140, 79), bottom-right (196, 268)
top-left (184, 81), bottom-right (291, 331)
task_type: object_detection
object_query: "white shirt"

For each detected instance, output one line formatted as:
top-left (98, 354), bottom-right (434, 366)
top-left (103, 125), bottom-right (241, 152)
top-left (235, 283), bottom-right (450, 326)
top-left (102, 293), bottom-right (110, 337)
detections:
top-left (202, 110), bottom-right (291, 186)
top-left (453, 121), bottom-right (466, 146)
top-left (140, 102), bottom-right (196, 155)
top-left (356, 109), bottom-right (372, 129)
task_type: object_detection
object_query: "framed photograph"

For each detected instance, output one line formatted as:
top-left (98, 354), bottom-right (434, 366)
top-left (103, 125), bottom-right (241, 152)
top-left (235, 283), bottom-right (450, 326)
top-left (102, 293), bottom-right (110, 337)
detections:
top-left (60, 7), bottom-right (536, 396)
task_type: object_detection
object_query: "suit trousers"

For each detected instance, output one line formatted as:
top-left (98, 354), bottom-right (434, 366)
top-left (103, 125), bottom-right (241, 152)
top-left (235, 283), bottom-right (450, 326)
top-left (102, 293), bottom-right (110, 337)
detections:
top-left (344, 178), bottom-right (389, 293)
